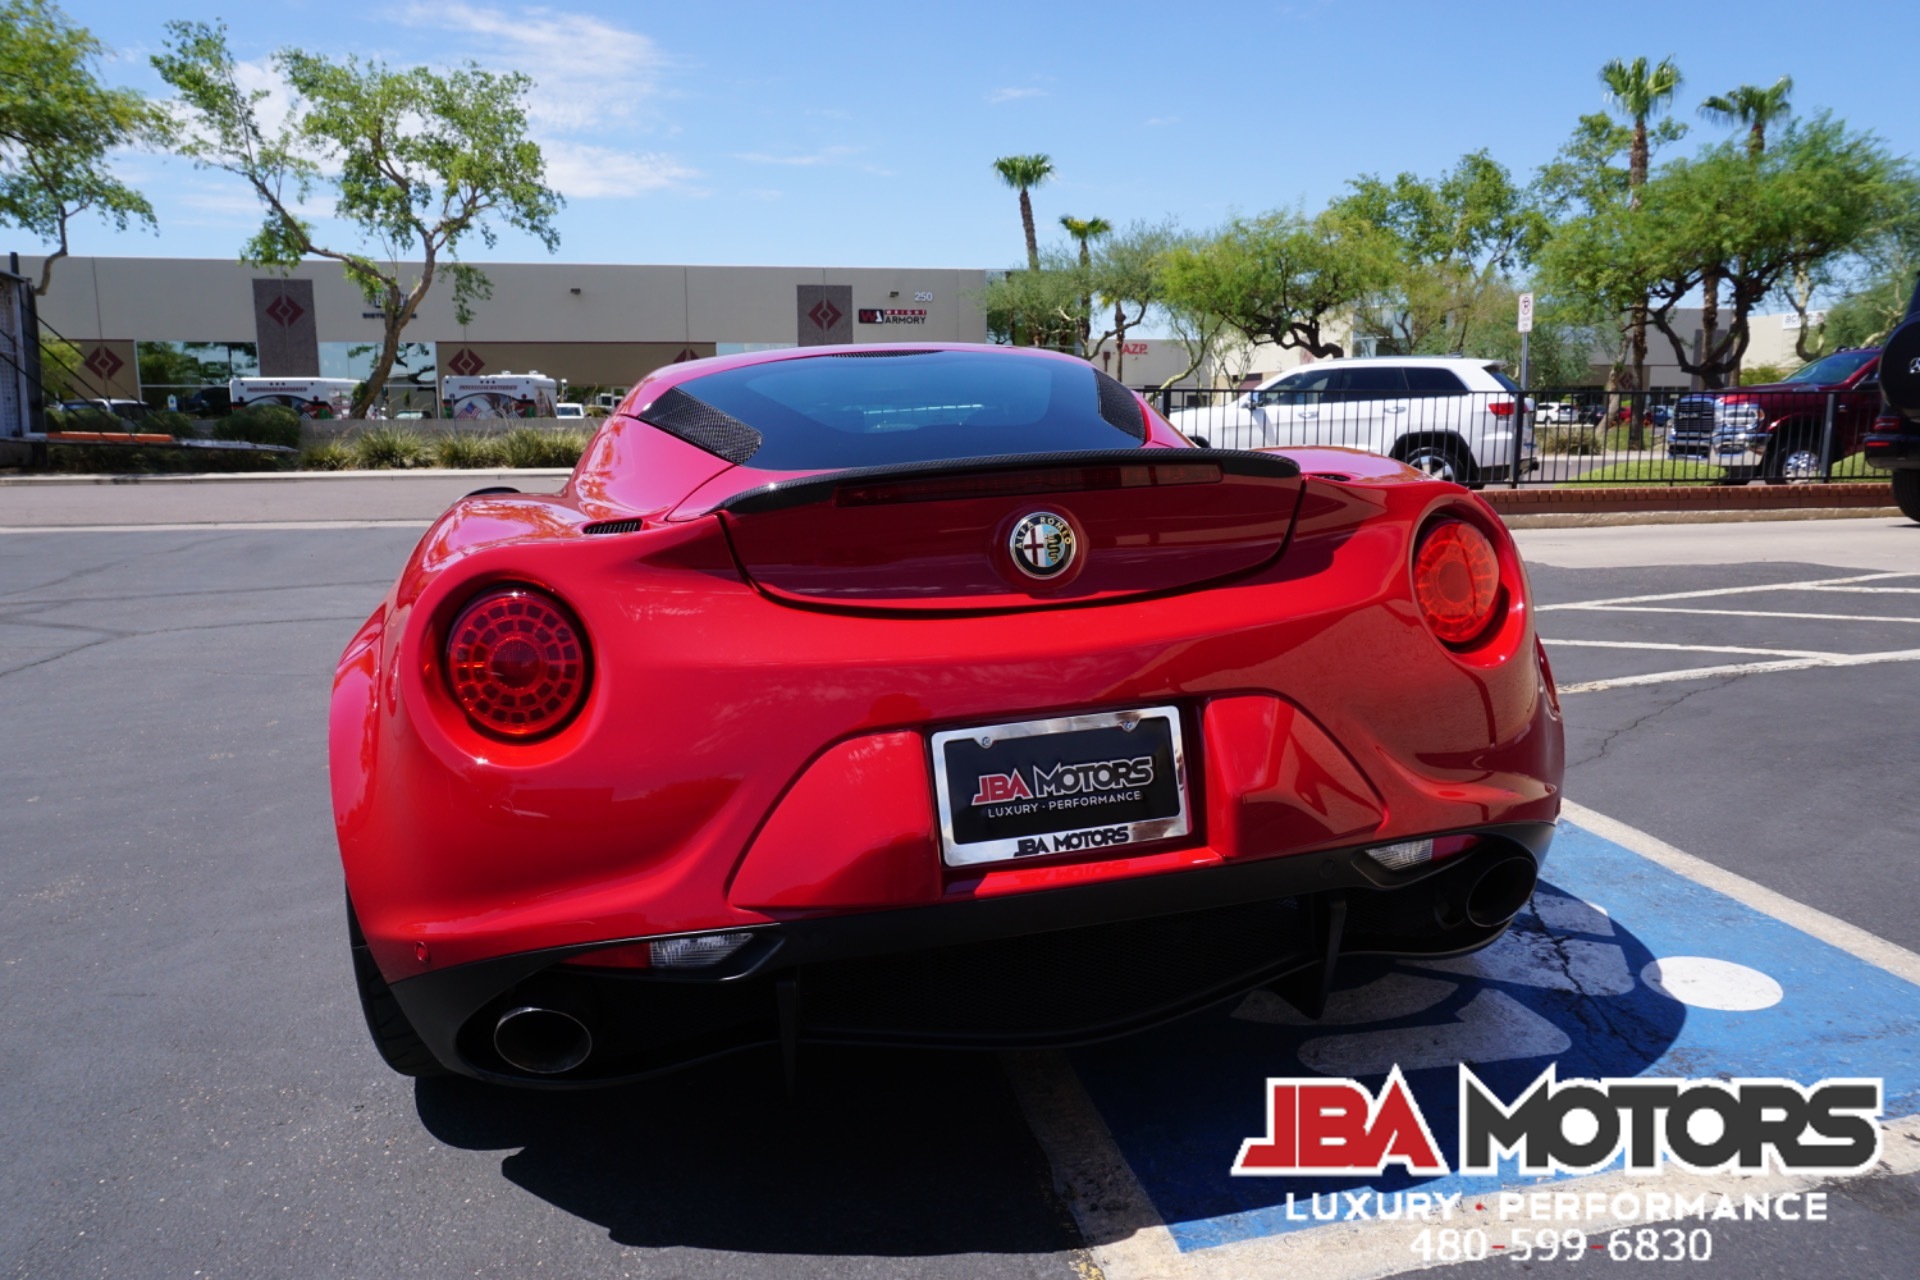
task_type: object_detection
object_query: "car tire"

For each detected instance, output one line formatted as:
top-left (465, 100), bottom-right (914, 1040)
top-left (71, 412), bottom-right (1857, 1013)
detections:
top-left (1397, 439), bottom-right (1477, 486)
top-left (347, 892), bottom-right (448, 1078)
top-left (1894, 469), bottom-right (1920, 523)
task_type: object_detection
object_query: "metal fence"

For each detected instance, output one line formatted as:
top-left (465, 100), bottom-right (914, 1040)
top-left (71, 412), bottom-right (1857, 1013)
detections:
top-left (1140, 384), bottom-right (1884, 486)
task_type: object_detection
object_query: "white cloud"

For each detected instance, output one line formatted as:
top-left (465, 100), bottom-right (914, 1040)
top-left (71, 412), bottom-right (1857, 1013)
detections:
top-left (987, 87), bottom-right (1046, 104)
top-left (540, 141), bottom-right (697, 199)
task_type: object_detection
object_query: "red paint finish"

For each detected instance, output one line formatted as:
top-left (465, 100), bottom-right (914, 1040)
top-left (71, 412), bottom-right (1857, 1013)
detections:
top-left (728, 732), bottom-right (941, 911)
top-left (331, 345), bottom-right (1562, 982)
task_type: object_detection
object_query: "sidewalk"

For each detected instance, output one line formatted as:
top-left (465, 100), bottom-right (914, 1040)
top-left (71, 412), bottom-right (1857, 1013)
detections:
top-left (0, 469), bottom-right (570, 528)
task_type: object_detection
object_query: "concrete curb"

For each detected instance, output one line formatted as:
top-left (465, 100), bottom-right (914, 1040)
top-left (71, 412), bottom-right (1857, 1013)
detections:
top-left (0, 468), bottom-right (573, 487)
top-left (1501, 506), bottom-right (1910, 529)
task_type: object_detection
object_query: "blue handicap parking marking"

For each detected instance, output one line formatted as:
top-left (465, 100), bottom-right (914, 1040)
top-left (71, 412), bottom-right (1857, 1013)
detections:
top-left (1066, 821), bottom-right (1920, 1253)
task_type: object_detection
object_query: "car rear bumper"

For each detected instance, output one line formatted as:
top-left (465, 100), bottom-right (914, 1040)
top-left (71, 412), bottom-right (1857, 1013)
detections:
top-left (1864, 426), bottom-right (1920, 469)
top-left (387, 820), bottom-right (1554, 1086)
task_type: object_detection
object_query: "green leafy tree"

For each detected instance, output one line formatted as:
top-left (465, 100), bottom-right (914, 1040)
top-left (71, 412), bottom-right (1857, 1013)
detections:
top-left (991, 154), bottom-right (1054, 272)
top-left (1600, 56), bottom-right (1684, 404)
top-left (1632, 116), bottom-right (1909, 387)
top-left (1161, 210), bottom-right (1395, 361)
top-left (0, 0), bottom-right (163, 296)
top-left (1697, 77), bottom-right (1793, 357)
top-left (154, 21), bottom-right (562, 419)
top-left (1086, 220), bottom-right (1180, 381)
top-left (979, 248), bottom-right (1084, 352)
top-left (1334, 150), bottom-right (1550, 356)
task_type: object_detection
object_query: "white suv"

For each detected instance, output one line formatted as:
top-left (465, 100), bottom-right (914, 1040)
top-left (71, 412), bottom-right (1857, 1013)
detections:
top-left (1168, 356), bottom-right (1536, 485)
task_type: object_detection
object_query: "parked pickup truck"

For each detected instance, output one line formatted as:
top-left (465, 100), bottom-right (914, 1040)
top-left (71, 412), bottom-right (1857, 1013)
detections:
top-left (1864, 276), bottom-right (1920, 521)
top-left (1666, 348), bottom-right (1883, 481)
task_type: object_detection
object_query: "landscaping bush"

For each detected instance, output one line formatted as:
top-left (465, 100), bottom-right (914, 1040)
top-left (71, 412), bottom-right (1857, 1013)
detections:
top-left (300, 441), bottom-right (355, 471)
top-left (46, 405), bottom-right (123, 433)
top-left (497, 426), bottom-right (590, 468)
top-left (1535, 426), bottom-right (1602, 456)
top-left (432, 432), bottom-right (507, 469)
top-left (214, 403), bottom-right (302, 449)
top-left (147, 409), bottom-right (194, 439)
top-left (349, 425), bottom-right (431, 469)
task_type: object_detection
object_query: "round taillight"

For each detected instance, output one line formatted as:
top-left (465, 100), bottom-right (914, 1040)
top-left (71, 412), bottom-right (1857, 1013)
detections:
top-left (446, 588), bottom-right (590, 739)
top-left (1413, 520), bottom-right (1502, 646)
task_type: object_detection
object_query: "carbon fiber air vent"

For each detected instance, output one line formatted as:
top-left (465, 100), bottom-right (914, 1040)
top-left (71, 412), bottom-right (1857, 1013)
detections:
top-left (582, 518), bottom-right (644, 536)
top-left (639, 387), bottom-right (763, 465)
top-left (1094, 370), bottom-right (1147, 440)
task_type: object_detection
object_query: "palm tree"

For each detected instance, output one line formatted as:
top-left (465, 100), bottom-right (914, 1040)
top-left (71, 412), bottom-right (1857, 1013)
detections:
top-left (1601, 56), bottom-right (1684, 208)
top-left (1700, 76), bottom-right (1793, 159)
top-left (992, 154), bottom-right (1055, 272)
top-left (1059, 214), bottom-right (1112, 355)
top-left (1600, 56), bottom-right (1683, 437)
top-left (1698, 78), bottom-right (1793, 377)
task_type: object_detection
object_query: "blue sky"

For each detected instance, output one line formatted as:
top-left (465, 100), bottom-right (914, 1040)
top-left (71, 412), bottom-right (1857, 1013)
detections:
top-left (51, 0), bottom-right (1918, 271)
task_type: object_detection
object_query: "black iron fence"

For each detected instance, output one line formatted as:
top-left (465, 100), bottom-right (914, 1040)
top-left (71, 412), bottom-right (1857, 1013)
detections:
top-left (1140, 384), bottom-right (1886, 486)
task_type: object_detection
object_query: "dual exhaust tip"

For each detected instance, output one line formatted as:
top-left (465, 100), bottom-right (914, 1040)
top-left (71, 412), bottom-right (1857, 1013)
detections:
top-left (493, 1006), bottom-right (593, 1075)
top-left (1457, 853), bottom-right (1538, 930)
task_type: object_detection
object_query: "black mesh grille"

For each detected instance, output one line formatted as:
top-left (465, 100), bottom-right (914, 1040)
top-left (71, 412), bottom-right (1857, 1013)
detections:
top-left (799, 897), bottom-right (1309, 1043)
top-left (1095, 370), bottom-right (1147, 439)
top-left (640, 387), bottom-right (763, 464)
top-left (582, 518), bottom-right (644, 535)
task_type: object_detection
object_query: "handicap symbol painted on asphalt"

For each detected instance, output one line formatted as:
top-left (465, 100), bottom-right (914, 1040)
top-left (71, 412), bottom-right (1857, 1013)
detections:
top-left (1067, 821), bottom-right (1920, 1254)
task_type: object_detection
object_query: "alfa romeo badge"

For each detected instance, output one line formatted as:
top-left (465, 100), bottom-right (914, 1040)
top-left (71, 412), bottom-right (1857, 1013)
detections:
top-left (1008, 511), bottom-right (1077, 579)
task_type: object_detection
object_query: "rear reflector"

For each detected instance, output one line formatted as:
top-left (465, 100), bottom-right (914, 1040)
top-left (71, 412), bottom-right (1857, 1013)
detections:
top-left (835, 462), bottom-right (1221, 508)
top-left (1366, 839), bottom-right (1433, 871)
top-left (649, 932), bottom-right (754, 969)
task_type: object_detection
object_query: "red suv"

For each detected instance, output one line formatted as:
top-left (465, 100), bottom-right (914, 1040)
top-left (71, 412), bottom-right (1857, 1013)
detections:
top-left (1667, 349), bottom-right (1883, 481)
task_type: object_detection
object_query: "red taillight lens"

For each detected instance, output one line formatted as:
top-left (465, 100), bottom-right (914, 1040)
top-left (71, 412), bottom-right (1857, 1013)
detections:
top-left (1489, 400), bottom-right (1516, 417)
top-left (1413, 520), bottom-right (1502, 646)
top-left (446, 587), bottom-right (590, 739)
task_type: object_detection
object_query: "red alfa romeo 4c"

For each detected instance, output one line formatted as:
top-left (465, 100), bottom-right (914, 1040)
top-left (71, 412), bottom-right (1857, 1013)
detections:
top-left (331, 343), bottom-right (1564, 1086)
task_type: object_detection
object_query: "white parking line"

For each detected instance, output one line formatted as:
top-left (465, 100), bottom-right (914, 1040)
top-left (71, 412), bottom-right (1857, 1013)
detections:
top-left (1006, 805), bottom-right (1920, 1280)
top-left (1556, 648), bottom-right (1920, 694)
top-left (1537, 572), bottom-right (1920, 611)
top-left (1804, 586), bottom-right (1920, 594)
top-left (1545, 639), bottom-right (1838, 659)
top-left (1554, 605), bottom-right (1920, 624)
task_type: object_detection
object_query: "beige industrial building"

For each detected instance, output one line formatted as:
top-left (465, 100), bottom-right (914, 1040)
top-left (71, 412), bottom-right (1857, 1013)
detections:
top-left (23, 256), bottom-right (1012, 407)
top-left (24, 255), bottom-right (1205, 409)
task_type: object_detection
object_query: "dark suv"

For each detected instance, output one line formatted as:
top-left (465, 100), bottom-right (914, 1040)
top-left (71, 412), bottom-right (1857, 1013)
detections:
top-left (1864, 277), bottom-right (1920, 520)
top-left (1667, 348), bottom-right (1883, 481)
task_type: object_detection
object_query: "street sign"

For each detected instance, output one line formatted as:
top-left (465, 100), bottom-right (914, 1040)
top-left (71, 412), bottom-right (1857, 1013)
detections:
top-left (1517, 292), bottom-right (1535, 334)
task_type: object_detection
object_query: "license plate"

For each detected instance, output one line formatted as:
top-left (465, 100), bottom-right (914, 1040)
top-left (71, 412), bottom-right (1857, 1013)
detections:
top-left (930, 706), bottom-right (1190, 867)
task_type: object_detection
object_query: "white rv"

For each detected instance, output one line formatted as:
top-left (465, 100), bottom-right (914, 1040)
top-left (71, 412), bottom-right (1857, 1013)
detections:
top-left (229, 377), bottom-right (358, 419)
top-left (440, 372), bottom-right (559, 420)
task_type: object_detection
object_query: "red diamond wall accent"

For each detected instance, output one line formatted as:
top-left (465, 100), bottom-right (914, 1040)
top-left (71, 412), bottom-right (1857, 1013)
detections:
top-left (264, 293), bottom-right (305, 327)
top-left (83, 346), bottom-right (124, 380)
top-left (446, 348), bottom-right (486, 376)
top-left (808, 300), bottom-right (842, 330)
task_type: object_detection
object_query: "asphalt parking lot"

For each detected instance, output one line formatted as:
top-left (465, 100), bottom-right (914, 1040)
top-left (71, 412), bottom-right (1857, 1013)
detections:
top-left (3, 481), bottom-right (1918, 1280)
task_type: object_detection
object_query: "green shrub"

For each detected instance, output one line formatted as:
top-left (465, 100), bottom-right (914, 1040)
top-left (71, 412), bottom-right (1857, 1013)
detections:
top-left (497, 426), bottom-right (590, 468)
top-left (300, 441), bottom-right (355, 471)
top-left (48, 405), bottom-right (123, 433)
top-left (214, 404), bottom-right (303, 449)
top-left (349, 425), bottom-right (431, 469)
top-left (1535, 427), bottom-right (1601, 456)
top-left (432, 432), bottom-right (507, 469)
top-left (147, 409), bottom-right (194, 439)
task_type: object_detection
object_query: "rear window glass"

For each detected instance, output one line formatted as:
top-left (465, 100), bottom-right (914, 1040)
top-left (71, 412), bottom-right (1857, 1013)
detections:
top-left (657, 350), bottom-right (1142, 470)
top-left (1405, 367), bottom-right (1468, 393)
top-left (1782, 350), bottom-right (1876, 385)
top-left (1484, 366), bottom-right (1523, 394)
